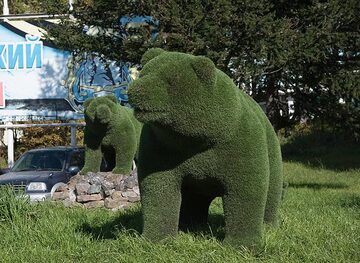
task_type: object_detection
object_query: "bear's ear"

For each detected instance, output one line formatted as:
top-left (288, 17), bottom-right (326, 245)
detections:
top-left (105, 95), bottom-right (117, 103)
top-left (191, 56), bottom-right (216, 86)
top-left (141, 48), bottom-right (165, 65)
top-left (83, 98), bottom-right (94, 109)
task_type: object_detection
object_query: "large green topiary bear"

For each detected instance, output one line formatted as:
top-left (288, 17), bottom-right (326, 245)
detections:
top-left (128, 49), bottom-right (283, 249)
top-left (81, 95), bottom-right (142, 175)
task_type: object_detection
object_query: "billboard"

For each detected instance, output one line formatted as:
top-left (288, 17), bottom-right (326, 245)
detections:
top-left (0, 20), bottom-right (133, 122)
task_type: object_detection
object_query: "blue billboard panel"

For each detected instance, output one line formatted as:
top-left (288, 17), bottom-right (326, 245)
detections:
top-left (0, 34), bottom-right (43, 70)
top-left (0, 21), bottom-right (134, 122)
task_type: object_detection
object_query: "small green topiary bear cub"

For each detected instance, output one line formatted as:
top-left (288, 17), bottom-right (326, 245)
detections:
top-left (81, 95), bottom-right (142, 175)
top-left (128, 49), bottom-right (283, 249)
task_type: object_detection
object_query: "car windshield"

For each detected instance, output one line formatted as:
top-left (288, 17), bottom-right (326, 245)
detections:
top-left (11, 150), bottom-right (66, 172)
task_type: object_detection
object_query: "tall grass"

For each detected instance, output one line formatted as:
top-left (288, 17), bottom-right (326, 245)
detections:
top-left (0, 186), bottom-right (31, 224)
top-left (0, 133), bottom-right (359, 262)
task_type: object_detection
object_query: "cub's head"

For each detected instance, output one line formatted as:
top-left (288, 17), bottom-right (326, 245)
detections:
top-left (83, 95), bottom-right (118, 126)
top-left (128, 48), bottom-right (219, 137)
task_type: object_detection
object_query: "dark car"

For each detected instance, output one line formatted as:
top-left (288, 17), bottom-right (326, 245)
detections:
top-left (0, 167), bottom-right (10, 175)
top-left (0, 147), bottom-right (85, 201)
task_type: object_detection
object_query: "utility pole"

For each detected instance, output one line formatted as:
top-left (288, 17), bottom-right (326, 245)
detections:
top-left (3, 0), bottom-right (9, 15)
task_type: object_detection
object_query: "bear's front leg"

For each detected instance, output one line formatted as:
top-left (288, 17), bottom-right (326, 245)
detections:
top-left (222, 174), bottom-right (268, 250)
top-left (81, 147), bottom-right (102, 174)
top-left (81, 131), bottom-right (102, 174)
top-left (140, 171), bottom-right (182, 241)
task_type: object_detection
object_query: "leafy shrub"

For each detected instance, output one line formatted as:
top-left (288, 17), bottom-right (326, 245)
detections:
top-left (280, 122), bottom-right (360, 171)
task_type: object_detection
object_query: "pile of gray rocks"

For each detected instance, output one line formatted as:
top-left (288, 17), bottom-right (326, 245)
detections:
top-left (52, 170), bottom-right (140, 211)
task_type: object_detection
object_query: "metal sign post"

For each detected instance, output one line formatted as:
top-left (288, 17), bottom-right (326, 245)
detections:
top-left (3, 0), bottom-right (9, 15)
top-left (5, 122), bottom-right (14, 167)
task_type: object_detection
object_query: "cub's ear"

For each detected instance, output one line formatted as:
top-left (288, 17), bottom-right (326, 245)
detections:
top-left (191, 56), bottom-right (216, 86)
top-left (105, 94), bottom-right (117, 103)
top-left (141, 48), bottom-right (165, 65)
top-left (83, 98), bottom-right (94, 109)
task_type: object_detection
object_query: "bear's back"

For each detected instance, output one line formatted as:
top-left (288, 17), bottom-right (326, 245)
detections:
top-left (215, 69), bottom-right (271, 134)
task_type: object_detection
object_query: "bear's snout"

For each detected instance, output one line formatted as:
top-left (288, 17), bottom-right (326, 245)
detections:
top-left (128, 76), bottom-right (169, 111)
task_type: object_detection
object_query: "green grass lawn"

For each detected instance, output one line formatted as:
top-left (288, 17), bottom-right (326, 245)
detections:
top-left (0, 137), bottom-right (359, 262)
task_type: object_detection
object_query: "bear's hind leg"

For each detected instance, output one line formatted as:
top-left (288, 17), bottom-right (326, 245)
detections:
top-left (179, 189), bottom-right (214, 231)
top-left (264, 129), bottom-right (283, 226)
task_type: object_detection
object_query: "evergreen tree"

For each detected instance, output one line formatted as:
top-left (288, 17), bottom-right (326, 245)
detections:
top-left (0, 0), bottom-right (68, 14)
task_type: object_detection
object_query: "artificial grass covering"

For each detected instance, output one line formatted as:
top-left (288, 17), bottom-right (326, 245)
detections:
top-left (128, 48), bottom-right (283, 249)
top-left (81, 95), bottom-right (142, 175)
